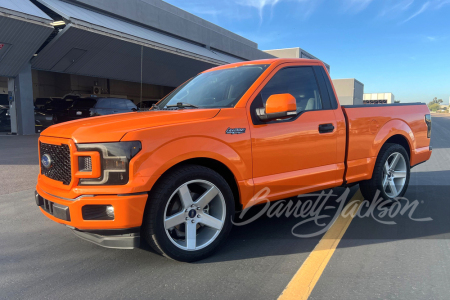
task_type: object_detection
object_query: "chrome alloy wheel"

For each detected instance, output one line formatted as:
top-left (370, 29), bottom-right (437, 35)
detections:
top-left (382, 152), bottom-right (407, 198)
top-left (163, 180), bottom-right (226, 251)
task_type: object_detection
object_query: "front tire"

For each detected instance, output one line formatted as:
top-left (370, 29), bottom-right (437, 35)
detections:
top-left (360, 143), bottom-right (410, 201)
top-left (142, 165), bottom-right (235, 262)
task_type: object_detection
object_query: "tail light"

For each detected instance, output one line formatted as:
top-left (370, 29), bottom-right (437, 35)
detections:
top-left (425, 114), bottom-right (431, 138)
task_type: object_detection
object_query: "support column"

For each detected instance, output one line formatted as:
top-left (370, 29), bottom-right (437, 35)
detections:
top-left (9, 62), bottom-right (35, 135)
top-left (7, 78), bottom-right (17, 134)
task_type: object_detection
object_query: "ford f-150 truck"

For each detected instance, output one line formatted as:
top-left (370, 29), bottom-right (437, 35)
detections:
top-left (35, 58), bottom-right (432, 261)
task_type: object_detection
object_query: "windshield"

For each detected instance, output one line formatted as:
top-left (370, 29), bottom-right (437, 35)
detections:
top-left (157, 64), bottom-right (269, 109)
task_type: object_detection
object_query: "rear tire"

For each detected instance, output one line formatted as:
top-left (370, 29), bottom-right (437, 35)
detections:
top-left (360, 143), bottom-right (410, 201)
top-left (142, 165), bottom-right (235, 262)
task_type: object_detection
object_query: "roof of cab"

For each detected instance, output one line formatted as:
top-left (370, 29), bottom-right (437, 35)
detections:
top-left (202, 58), bottom-right (324, 73)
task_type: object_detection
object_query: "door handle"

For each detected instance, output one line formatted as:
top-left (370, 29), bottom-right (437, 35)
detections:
top-left (318, 123), bottom-right (335, 133)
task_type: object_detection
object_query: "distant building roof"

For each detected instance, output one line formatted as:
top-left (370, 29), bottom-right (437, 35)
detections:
top-left (263, 47), bottom-right (330, 72)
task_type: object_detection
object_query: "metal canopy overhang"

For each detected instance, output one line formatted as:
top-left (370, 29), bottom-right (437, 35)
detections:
top-left (32, 0), bottom-right (243, 87)
top-left (0, 3), bottom-right (53, 77)
top-left (0, 0), bottom-right (52, 22)
top-left (32, 25), bottom-right (218, 87)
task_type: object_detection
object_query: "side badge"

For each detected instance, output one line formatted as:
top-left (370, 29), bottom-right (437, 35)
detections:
top-left (226, 127), bottom-right (246, 135)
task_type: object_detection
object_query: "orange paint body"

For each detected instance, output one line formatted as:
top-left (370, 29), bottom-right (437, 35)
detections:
top-left (36, 58), bottom-right (432, 231)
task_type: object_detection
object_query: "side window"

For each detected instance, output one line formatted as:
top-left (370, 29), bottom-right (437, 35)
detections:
top-left (110, 99), bottom-right (127, 110)
top-left (96, 98), bottom-right (111, 109)
top-left (126, 100), bottom-right (137, 110)
top-left (260, 67), bottom-right (323, 113)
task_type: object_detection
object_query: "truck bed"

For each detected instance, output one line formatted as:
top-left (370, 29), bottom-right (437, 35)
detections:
top-left (342, 103), bottom-right (431, 184)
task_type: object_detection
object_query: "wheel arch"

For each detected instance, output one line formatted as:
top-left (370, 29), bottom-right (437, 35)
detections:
top-left (383, 135), bottom-right (411, 159)
top-left (373, 119), bottom-right (415, 165)
top-left (135, 135), bottom-right (252, 209)
top-left (359, 139), bottom-right (411, 201)
top-left (140, 159), bottom-right (240, 261)
top-left (163, 158), bottom-right (241, 211)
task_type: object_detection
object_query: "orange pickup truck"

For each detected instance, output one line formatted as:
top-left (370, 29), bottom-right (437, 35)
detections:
top-left (36, 58), bottom-right (432, 261)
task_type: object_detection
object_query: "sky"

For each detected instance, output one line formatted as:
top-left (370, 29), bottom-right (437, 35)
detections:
top-left (164, 0), bottom-right (449, 103)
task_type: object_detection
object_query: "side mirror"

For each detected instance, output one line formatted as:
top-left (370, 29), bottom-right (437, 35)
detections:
top-left (131, 108), bottom-right (138, 112)
top-left (256, 93), bottom-right (297, 122)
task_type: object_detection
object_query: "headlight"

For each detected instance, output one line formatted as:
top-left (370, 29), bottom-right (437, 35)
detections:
top-left (76, 141), bottom-right (141, 185)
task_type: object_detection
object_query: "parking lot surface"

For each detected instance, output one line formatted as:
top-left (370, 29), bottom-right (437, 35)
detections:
top-left (1, 114), bottom-right (449, 300)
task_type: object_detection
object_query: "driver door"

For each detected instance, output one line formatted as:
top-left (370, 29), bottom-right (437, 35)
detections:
top-left (249, 65), bottom-right (340, 201)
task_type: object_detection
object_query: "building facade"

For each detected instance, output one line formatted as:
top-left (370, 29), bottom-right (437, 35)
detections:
top-left (331, 78), bottom-right (364, 106)
top-left (363, 93), bottom-right (395, 104)
top-left (264, 47), bottom-right (330, 73)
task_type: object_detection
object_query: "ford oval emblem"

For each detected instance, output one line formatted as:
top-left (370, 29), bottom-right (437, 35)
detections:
top-left (41, 154), bottom-right (52, 169)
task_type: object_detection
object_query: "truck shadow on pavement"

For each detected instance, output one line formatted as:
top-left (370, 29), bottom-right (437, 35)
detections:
top-left (129, 178), bottom-right (450, 264)
top-left (194, 179), bottom-right (450, 264)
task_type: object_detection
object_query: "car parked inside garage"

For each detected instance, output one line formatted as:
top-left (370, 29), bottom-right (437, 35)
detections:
top-left (64, 97), bottom-right (138, 121)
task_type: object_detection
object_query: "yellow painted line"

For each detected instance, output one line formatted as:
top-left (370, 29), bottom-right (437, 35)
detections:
top-left (278, 189), bottom-right (363, 300)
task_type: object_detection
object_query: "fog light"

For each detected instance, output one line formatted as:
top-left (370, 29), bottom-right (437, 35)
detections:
top-left (106, 206), bottom-right (115, 218)
top-left (82, 205), bottom-right (114, 220)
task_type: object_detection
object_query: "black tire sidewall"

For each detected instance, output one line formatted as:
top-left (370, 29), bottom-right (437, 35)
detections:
top-left (373, 144), bottom-right (411, 200)
top-left (144, 165), bottom-right (235, 262)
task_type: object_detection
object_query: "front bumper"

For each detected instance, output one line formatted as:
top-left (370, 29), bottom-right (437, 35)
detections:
top-left (35, 186), bottom-right (148, 231)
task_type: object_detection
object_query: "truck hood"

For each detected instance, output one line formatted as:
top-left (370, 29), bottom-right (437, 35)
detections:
top-left (41, 109), bottom-right (220, 143)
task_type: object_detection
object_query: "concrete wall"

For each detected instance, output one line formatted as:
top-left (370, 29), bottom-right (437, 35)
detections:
top-left (332, 79), bottom-right (354, 105)
top-left (65, 0), bottom-right (273, 61)
top-left (109, 79), bottom-right (173, 103)
top-left (32, 70), bottom-right (71, 99)
top-left (332, 78), bottom-right (364, 105)
top-left (0, 77), bottom-right (7, 94)
top-left (69, 74), bottom-right (108, 96)
top-left (264, 48), bottom-right (301, 58)
top-left (353, 80), bottom-right (364, 105)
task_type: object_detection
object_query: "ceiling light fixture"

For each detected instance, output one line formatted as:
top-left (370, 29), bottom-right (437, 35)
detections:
top-left (50, 21), bottom-right (66, 26)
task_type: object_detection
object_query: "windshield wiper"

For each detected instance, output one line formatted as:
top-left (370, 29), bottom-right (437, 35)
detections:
top-left (166, 102), bottom-right (199, 109)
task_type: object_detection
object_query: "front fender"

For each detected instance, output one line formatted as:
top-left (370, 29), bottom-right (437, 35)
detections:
top-left (136, 136), bottom-right (251, 191)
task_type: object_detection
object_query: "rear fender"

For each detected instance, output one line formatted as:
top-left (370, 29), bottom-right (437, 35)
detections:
top-left (372, 119), bottom-right (415, 163)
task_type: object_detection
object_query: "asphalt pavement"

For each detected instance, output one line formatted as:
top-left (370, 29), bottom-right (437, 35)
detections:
top-left (1, 114), bottom-right (450, 300)
top-left (311, 114), bottom-right (450, 300)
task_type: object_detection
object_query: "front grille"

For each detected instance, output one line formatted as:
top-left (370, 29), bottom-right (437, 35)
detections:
top-left (40, 142), bottom-right (72, 185)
